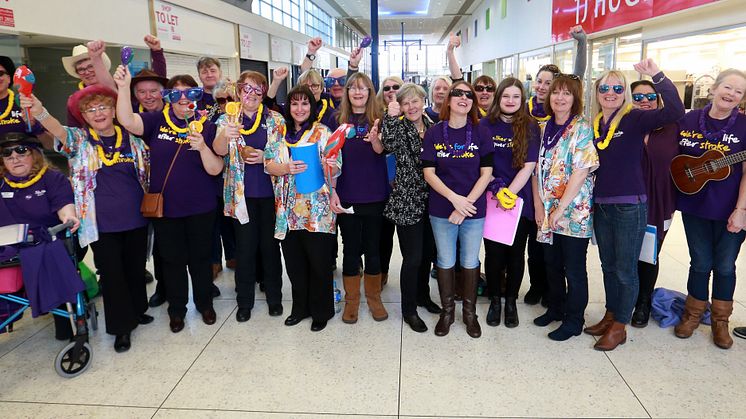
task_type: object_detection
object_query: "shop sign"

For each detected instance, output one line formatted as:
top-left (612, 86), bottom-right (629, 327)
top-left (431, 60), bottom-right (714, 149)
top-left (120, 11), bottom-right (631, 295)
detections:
top-left (552, 0), bottom-right (719, 42)
top-left (154, 1), bottom-right (182, 42)
top-left (0, 8), bottom-right (14, 28)
top-left (239, 31), bottom-right (252, 59)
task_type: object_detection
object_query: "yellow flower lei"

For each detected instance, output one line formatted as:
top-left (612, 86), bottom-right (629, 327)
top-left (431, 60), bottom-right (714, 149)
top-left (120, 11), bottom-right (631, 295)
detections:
top-left (163, 104), bottom-right (206, 134)
top-left (593, 104), bottom-right (633, 150)
top-left (479, 107), bottom-right (487, 117)
top-left (4, 165), bottom-right (48, 189)
top-left (240, 103), bottom-right (263, 135)
top-left (316, 99), bottom-right (329, 122)
top-left (528, 98), bottom-right (551, 122)
top-left (89, 126), bottom-right (123, 167)
top-left (0, 89), bottom-right (14, 120)
top-left (78, 81), bottom-right (85, 90)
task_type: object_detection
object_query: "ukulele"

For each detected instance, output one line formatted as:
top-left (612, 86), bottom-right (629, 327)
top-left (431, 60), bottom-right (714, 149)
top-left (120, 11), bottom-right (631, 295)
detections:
top-left (670, 149), bottom-right (746, 195)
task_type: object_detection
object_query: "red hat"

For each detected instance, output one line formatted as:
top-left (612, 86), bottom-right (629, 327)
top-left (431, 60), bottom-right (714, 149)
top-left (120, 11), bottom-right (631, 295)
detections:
top-left (67, 84), bottom-right (118, 126)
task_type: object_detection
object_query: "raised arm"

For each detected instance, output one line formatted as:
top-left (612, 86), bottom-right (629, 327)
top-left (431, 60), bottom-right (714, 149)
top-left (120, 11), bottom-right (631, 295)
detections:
top-left (144, 35), bottom-right (167, 77)
top-left (632, 59), bottom-right (686, 132)
top-left (267, 67), bottom-right (289, 101)
top-left (300, 37), bottom-right (322, 72)
top-left (87, 40), bottom-right (117, 91)
top-left (447, 33), bottom-right (463, 81)
top-left (570, 26), bottom-right (588, 79)
top-left (20, 93), bottom-right (68, 145)
top-left (113, 65), bottom-right (144, 136)
top-left (348, 47), bottom-right (363, 76)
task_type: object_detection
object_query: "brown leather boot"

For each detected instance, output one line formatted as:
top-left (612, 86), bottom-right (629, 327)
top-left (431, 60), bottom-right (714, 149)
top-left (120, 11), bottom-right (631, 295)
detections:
top-left (454, 270), bottom-right (463, 301)
top-left (364, 273), bottom-right (388, 321)
top-left (674, 295), bottom-right (707, 338)
top-left (434, 267), bottom-right (455, 336)
top-left (381, 273), bottom-right (388, 287)
top-left (461, 267), bottom-right (482, 338)
top-left (342, 275), bottom-right (361, 324)
top-left (711, 299), bottom-right (734, 349)
top-left (584, 311), bottom-right (614, 336)
top-left (594, 321), bottom-right (627, 351)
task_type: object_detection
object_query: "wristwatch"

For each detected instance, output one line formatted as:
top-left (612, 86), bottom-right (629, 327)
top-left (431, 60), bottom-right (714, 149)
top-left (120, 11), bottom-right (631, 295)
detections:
top-left (306, 53), bottom-right (316, 61)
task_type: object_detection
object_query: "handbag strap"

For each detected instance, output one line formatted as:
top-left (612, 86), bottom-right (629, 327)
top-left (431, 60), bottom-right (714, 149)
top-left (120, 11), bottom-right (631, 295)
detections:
top-left (159, 143), bottom-right (184, 193)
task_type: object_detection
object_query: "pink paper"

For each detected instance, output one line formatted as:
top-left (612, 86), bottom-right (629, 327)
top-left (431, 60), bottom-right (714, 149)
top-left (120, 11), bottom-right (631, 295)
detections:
top-left (483, 193), bottom-right (523, 246)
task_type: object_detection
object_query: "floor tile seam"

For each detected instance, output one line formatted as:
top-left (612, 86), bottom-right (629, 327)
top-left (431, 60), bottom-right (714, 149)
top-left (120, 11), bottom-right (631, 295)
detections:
top-left (0, 320), bottom-right (53, 361)
top-left (397, 316), bottom-right (404, 418)
top-left (0, 399), bottom-right (158, 409)
top-left (153, 406), bottom-right (399, 417)
top-left (154, 303), bottom-right (238, 412)
top-left (600, 348), bottom-right (653, 419)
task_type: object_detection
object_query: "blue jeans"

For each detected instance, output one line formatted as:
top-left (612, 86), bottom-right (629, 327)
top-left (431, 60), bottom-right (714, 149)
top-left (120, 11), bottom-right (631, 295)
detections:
top-left (543, 234), bottom-right (590, 333)
top-left (594, 203), bottom-right (647, 324)
top-left (682, 213), bottom-right (746, 301)
top-left (430, 216), bottom-right (485, 269)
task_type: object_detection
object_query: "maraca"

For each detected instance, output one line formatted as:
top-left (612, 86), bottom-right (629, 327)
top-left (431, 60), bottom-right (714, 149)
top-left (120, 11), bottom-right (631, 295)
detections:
top-left (121, 46), bottom-right (133, 66)
top-left (359, 36), bottom-right (372, 49)
top-left (13, 66), bottom-right (35, 131)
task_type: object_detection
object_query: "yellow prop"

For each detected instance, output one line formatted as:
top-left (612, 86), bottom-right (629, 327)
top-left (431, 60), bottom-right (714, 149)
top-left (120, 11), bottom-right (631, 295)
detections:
top-left (188, 120), bottom-right (203, 134)
top-left (496, 187), bottom-right (517, 209)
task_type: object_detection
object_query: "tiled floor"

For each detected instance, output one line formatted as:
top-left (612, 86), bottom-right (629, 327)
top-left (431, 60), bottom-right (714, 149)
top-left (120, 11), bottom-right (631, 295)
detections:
top-left (2, 215), bottom-right (746, 418)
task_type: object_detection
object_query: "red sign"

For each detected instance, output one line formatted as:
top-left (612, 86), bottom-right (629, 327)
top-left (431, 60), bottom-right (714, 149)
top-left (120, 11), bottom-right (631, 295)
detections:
top-left (0, 8), bottom-right (14, 28)
top-left (552, 0), bottom-right (719, 42)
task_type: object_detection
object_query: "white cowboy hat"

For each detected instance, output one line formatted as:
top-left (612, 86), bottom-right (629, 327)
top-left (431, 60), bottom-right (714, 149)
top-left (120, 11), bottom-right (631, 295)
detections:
top-left (61, 44), bottom-right (111, 79)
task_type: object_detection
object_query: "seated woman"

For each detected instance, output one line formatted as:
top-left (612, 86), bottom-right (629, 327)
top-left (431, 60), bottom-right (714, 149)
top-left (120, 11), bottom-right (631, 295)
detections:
top-left (0, 132), bottom-right (81, 339)
top-left (21, 85), bottom-right (153, 353)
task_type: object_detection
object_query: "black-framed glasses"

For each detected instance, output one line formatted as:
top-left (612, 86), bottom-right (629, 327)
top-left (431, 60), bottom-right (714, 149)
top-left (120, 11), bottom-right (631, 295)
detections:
top-left (306, 83), bottom-right (322, 91)
top-left (474, 85), bottom-right (496, 93)
top-left (75, 64), bottom-right (95, 75)
top-left (382, 84), bottom-right (401, 92)
top-left (449, 89), bottom-right (475, 100)
top-left (632, 92), bottom-right (658, 102)
top-left (215, 97), bottom-right (230, 105)
top-left (161, 87), bottom-right (204, 103)
top-left (598, 84), bottom-right (625, 94)
top-left (1, 145), bottom-right (31, 158)
top-left (324, 76), bottom-right (347, 89)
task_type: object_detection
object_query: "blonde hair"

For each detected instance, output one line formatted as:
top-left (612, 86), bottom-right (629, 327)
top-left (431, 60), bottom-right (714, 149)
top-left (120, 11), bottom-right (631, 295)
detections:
top-left (591, 70), bottom-right (633, 126)
top-left (430, 76), bottom-right (452, 105)
top-left (396, 83), bottom-right (426, 103)
top-left (298, 69), bottom-right (323, 86)
top-left (377, 76), bottom-right (405, 109)
top-left (336, 72), bottom-right (382, 127)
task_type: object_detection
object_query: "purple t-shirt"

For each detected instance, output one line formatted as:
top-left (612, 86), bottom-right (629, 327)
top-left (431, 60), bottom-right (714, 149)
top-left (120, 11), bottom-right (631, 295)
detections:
top-left (421, 120), bottom-right (495, 219)
top-left (676, 110), bottom-right (746, 221)
top-left (0, 94), bottom-right (43, 136)
top-left (425, 106), bottom-right (440, 123)
top-left (198, 94), bottom-right (216, 120)
top-left (93, 132), bottom-right (147, 232)
top-left (480, 117), bottom-right (539, 219)
top-left (140, 109), bottom-right (218, 218)
top-left (330, 113), bottom-right (389, 204)
top-left (594, 72), bottom-right (684, 200)
top-left (241, 111), bottom-right (274, 199)
top-left (0, 169), bottom-right (73, 228)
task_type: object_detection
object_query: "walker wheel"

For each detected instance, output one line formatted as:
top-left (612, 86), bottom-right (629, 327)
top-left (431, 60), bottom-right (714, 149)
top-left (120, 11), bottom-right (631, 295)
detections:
top-left (54, 341), bottom-right (93, 378)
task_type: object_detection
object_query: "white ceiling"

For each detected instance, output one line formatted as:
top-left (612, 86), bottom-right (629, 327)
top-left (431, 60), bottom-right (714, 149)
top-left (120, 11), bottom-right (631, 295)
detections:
top-left (319, 0), bottom-right (482, 44)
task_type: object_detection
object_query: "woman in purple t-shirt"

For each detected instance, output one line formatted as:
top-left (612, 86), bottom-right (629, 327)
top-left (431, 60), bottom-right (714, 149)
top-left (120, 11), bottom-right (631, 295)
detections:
top-left (673, 69), bottom-right (746, 350)
top-left (628, 80), bottom-right (680, 328)
top-left (214, 70), bottom-right (285, 323)
top-left (114, 67), bottom-right (225, 334)
top-left (327, 73), bottom-right (388, 324)
top-left (585, 59), bottom-right (685, 352)
top-left (421, 81), bottom-right (494, 338)
top-left (23, 85), bottom-right (152, 353)
top-left (480, 78), bottom-right (539, 329)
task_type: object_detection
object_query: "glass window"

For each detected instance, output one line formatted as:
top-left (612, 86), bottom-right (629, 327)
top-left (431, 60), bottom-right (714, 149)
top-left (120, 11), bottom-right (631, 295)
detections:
top-left (305, 0), bottom-right (333, 45)
top-left (253, 0), bottom-right (300, 33)
top-left (518, 47), bottom-right (552, 84)
top-left (615, 33), bottom-right (642, 86)
top-left (498, 55), bottom-right (515, 81)
top-left (554, 41), bottom-right (575, 75)
top-left (590, 37), bottom-right (615, 82)
top-left (426, 45), bottom-right (448, 76)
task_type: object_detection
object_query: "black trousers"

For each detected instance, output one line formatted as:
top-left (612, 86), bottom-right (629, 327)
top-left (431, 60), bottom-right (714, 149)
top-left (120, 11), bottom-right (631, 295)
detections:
top-left (152, 230), bottom-right (166, 296)
top-left (152, 210), bottom-right (216, 318)
top-left (380, 218), bottom-right (396, 275)
top-left (234, 197), bottom-right (283, 309)
top-left (395, 218), bottom-right (436, 316)
top-left (90, 226), bottom-right (148, 335)
top-left (637, 237), bottom-right (665, 305)
top-left (281, 230), bottom-right (336, 322)
top-left (526, 221), bottom-right (547, 294)
top-left (338, 202), bottom-right (384, 276)
top-left (484, 217), bottom-right (531, 299)
top-left (212, 198), bottom-right (236, 264)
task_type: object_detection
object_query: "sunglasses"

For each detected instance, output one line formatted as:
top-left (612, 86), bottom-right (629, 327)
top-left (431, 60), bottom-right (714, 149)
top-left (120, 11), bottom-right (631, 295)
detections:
top-left (1, 145), bottom-right (31, 158)
top-left (161, 88), bottom-right (204, 103)
top-left (238, 83), bottom-right (265, 96)
top-left (382, 84), bottom-right (401, 92)
top-left (449, 89), bottom-right (475, 100)
top-left (598, 84), bottom-right (625, 94)
top-left (215, 97), bottom-right (231, 105)
top-left (632, 92), bottom-right (658, 102)
top-left (474, 85), bottom-right (496, 93)
top-left (324, 76), bottom-right (347, 89)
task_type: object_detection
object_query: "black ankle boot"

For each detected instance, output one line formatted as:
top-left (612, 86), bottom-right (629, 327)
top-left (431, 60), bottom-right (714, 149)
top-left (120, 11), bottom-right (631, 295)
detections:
top-left (486, 297), bottom-right (501, 327)
top-left (504, 298), bottom-right (519, 328)
top-left (631, 299), bottom-right (651, 328)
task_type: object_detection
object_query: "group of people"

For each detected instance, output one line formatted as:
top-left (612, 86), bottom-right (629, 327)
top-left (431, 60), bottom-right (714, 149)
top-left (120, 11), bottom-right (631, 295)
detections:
top-left (1, 26), bottom-right (745, 356)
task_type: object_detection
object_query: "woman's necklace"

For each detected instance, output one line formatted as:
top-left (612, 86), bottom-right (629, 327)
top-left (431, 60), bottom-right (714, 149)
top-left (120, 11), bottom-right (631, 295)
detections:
top-left (699, 103), bottom-right (739, 141)
top-left (442, 119), bottom-right (473, 156)
top-left (0, 90), bottom-right (14, 120)
top-left (528, 96), bottom-right (550, 122)
top-left (240, 103), bottom-right (263, 136)
top-left (78, 81), bottom-right (85, 90)
top-left (593, 104), bottom-right (633, 150)
top-left (89, 126), bottom-right (123, 166)
top-left (543, 116), bottom-right (575, 150)
top-left (316, 99), bottom-right (329, 122)
top-left (4, 165), bottom-right (48, 189)
top-left (163, 104), bottom-right (206, 134)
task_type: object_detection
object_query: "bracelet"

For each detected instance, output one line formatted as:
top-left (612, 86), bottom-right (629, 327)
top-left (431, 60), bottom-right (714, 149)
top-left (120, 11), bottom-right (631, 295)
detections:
top-left (652, 73), bottom-right (666, 85)
top-left (35, 107), bottom-right (50, 121)
top-left (348, 65), bottom-right (359, 71)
